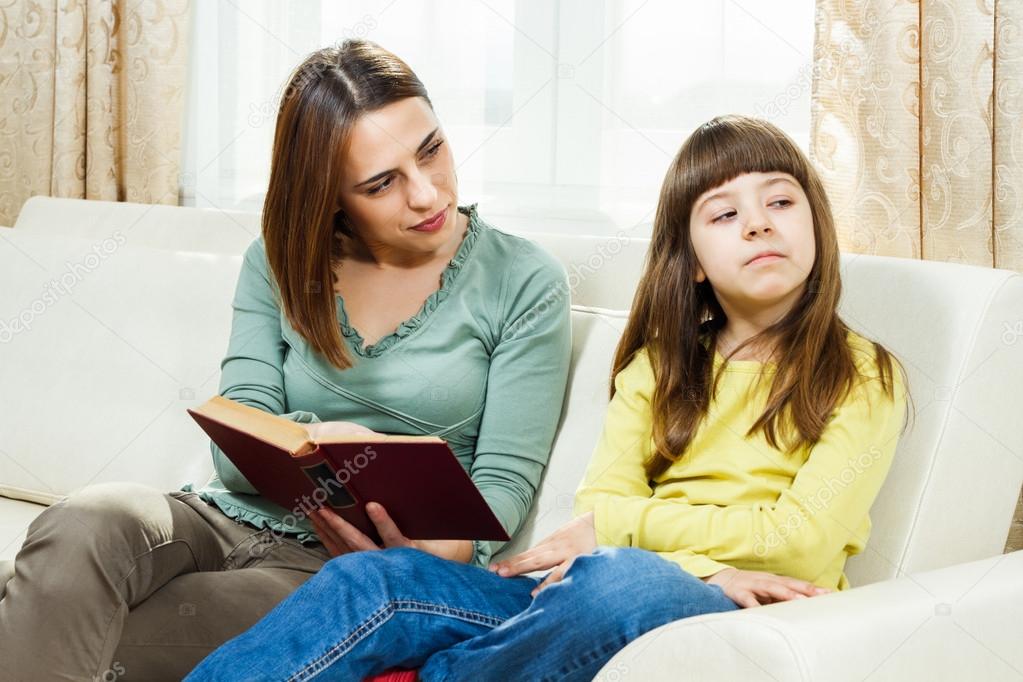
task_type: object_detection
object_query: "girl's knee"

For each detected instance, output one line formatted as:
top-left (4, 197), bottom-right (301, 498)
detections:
top-left (560, 548), bottom-right (713, 615)
top-left (537, 549), bottom-right (735, 645)
top-left (572, 547), bottom-right (678, 584)
top-left (319, 547), bottom-right (443, 586)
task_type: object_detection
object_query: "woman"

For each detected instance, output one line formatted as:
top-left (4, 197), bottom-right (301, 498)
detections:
top-left (0, 40), bottom-right (571, 680)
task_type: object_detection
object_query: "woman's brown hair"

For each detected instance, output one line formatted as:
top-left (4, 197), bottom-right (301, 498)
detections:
top-left (614, 115), bottom-right (908, 480)
top-left (262, 40), bottom-right (431, 370)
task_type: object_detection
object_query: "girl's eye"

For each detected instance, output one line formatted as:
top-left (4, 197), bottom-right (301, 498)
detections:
top-left (367, 177), bottom-right (393, 196)
top-left (770, 199), bottom-right (793, 208)
top-left (711, 210), bottom-right (736, 224)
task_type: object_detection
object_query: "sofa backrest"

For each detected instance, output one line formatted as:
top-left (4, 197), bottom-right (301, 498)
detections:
top-left (4, 197), bottom-right (1022, 588)
top-left (0, 229), bottom-right (236, 502)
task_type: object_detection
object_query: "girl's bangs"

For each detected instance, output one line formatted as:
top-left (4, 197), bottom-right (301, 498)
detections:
top-left (680, 118), bottom-right (809, 204)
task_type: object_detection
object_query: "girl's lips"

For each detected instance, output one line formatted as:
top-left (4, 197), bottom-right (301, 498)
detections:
top-left (410, 208), bottom-right (447, 233)
top-left (747, 254), bottom-right (784, 266)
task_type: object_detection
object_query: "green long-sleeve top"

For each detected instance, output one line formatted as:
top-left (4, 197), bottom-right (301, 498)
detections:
top-left (184, 205), bottom-right (572, 567)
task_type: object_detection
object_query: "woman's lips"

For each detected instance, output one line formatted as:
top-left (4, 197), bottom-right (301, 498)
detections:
top-left (410, 208), bottom-right (447, 233)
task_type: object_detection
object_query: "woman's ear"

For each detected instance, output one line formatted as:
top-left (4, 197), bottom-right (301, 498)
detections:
top-left (694, 263), bottom-right (706, 283)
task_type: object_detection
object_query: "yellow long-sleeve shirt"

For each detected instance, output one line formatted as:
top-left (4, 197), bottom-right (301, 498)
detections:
top-left (574, 331), bottom-right (907, 590)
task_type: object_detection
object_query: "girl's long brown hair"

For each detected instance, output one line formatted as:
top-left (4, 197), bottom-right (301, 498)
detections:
top-left (262, 40), bottom-right (431, 370)
top-left (614, 115), bottom-right (906, 480)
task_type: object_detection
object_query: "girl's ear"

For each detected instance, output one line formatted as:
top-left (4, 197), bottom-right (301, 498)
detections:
top-left (694, 263), bottom-right (706, 283)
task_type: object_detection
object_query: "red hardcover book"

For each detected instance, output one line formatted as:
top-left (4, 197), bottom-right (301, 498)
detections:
top-left (187, 395), bottom-right (509, 544)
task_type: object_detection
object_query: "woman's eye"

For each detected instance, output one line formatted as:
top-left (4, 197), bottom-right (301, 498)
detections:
top-left (711, 210), bottom-right (736, 224)
top-left (422, 140), bottom-right (444, 160)
top-left (367, 177), bottom-right (393, 195)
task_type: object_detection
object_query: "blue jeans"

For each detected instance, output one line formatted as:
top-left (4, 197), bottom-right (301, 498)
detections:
top-left (185, 546), bottom-right (739, 681)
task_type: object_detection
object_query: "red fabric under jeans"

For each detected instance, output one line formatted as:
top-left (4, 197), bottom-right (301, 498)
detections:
top-left (363, 669), bottom-right (419, 682)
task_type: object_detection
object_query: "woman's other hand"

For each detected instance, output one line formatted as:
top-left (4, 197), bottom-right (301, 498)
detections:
top-left (304, 421), bottom-right (376, 440)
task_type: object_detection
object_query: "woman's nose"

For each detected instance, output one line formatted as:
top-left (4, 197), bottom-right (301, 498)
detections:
top-left (407, 169), bottom-right (439, 209)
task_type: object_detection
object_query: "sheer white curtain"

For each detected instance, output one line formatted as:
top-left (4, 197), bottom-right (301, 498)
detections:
top-left (181, 0), bottom-right (814, 236)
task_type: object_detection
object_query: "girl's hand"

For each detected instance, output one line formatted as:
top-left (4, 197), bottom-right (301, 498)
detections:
top-left (304, 421), bottom-right (376, 439)
top-left (309, 503), bottom-right (473, 564)
top-left (703, 567), bottom-right (832, 608)
top-left (488, 512), bottom-right (597, 597)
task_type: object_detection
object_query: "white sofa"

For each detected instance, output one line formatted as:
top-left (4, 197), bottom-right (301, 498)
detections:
top-left (1, 196), bottom-right (1022, 681)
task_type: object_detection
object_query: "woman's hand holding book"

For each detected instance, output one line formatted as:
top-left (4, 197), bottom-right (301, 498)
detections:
top-left (309, 503), bottom-right (474, 564)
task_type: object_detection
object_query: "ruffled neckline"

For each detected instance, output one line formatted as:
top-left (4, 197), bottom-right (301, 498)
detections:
top-left (336, 204), bottom-right (483, 358)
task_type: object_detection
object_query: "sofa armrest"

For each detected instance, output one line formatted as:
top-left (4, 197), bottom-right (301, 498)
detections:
top-left (597, 550), bottom-right (1023, 682)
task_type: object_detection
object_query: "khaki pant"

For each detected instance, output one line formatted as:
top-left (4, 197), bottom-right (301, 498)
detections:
top-left (0, 482), bottom-right (331, 681)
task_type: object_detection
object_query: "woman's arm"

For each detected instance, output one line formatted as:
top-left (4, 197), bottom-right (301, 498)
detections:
top-left (211, 239), bottom-right (323, 494)
top-left (469, 245), bottom-right (573, 567)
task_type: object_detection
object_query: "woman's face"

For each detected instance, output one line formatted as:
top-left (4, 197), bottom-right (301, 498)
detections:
top-left (688, 171), bottom-right (816, 318)
top-left (337, 97), bottom-right (458, 257)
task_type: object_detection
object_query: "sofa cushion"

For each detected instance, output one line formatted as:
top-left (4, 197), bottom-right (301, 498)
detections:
top-left (0, 230), bottom-right (232, 503)
top-left (835, 254), bottom-right (1023, 584)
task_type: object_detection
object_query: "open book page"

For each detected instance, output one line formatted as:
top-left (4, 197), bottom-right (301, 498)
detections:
top-left (194, 395), bottom-right (448, 454)
top-left (194, 395), bottom-right (314, 455)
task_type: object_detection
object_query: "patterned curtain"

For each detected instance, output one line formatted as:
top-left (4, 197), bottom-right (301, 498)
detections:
top-left (812, 0), bottom-right (1023, 552)
top-left (811, 0), bottom-right (1023, 271)
top-left (0, 0), bottom-right (190, 226)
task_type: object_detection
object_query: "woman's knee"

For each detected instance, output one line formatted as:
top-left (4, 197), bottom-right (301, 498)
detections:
top-left (31, 482), bottom-right (174, 546)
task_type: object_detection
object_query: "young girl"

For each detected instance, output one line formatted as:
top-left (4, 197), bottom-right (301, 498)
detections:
top-left (186, 115), bottom-right (908, 681)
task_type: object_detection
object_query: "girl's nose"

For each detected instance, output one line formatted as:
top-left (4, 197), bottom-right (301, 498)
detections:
top-left (745, 219), bottom-right (773, 238)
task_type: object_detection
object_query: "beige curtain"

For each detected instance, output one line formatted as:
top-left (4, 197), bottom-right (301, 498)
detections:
top-left (0, 0), bottom-right (190, 226)
top-left (812, 0), bottom-right (1023, 553)
top-left (811, 0), bottom-right (1023, 271)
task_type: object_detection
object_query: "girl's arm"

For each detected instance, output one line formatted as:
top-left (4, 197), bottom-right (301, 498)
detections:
top-left (575, 350), bottom-right (908, 583)
top-left (490, 512), bottom-right (828, 605)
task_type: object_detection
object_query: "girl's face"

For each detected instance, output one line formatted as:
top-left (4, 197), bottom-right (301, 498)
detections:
top-left (337, 97), bottom-right (458, 257)
top-left (689, 171), bottom-right (816, 318)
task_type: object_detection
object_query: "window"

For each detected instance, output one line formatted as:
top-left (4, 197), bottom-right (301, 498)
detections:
top-left (182, 0), bottom-right (815, 236)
